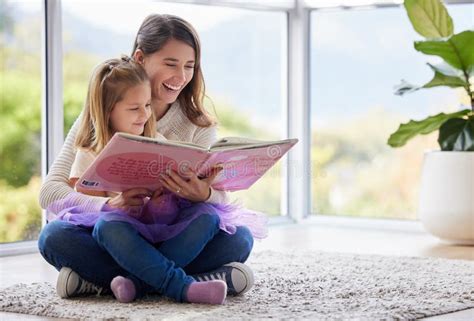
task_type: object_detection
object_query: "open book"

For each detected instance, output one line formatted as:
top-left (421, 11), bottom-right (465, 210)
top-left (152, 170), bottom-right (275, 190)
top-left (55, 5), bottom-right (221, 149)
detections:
top-left (78, 132), bottom-right (298, 192)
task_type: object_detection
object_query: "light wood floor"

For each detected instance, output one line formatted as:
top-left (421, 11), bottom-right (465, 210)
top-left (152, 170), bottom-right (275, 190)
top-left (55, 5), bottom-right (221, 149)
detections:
top-left (1, 218), bottom-right (473, 320)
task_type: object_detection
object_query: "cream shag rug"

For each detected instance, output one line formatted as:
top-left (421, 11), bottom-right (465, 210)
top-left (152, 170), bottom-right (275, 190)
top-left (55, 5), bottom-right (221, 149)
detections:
top-left (1, 250), bottom-right (473, 320)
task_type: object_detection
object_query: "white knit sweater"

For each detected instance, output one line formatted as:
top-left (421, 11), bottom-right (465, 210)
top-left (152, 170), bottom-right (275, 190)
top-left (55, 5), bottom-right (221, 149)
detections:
top-left (39, 102), bottom-right (229, 212)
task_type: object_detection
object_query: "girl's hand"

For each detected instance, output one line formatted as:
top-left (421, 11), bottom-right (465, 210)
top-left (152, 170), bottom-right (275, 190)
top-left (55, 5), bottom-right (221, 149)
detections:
top-left (106, 188), bottom-right (151, 218)
top-left (159, 166), bottom-right (222, 202)
top-left (147, 186), bottom-right (165, 207)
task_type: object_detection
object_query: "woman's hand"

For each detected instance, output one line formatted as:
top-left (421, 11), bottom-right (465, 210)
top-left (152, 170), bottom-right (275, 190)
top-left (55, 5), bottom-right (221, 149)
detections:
top-left (159, 166), bottom-right (222, 202)
top-left (106, 188), bottom-right (151, 218)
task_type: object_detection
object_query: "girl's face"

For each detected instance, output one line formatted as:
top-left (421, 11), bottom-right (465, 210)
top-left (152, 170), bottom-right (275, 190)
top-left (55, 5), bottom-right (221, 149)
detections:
top-left (139, 39), bottom-right (195, 106)
top-left (110, 82), bottom-right (152, 135)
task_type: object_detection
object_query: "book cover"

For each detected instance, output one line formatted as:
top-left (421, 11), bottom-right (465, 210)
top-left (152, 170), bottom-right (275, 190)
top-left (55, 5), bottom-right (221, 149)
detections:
top-left (78, 133), bottom-right (298, 192)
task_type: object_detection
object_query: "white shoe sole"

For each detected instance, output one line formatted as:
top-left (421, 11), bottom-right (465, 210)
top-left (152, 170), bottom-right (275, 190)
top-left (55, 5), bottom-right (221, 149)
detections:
top-left (57, 267), bottom-right (78, 298)
top-left (225, 262), bottom-right (254, 295)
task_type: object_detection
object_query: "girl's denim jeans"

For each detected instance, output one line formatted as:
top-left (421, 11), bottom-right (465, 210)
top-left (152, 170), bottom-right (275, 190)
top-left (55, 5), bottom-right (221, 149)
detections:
top-left (38, 203), bottom-right (254, 302)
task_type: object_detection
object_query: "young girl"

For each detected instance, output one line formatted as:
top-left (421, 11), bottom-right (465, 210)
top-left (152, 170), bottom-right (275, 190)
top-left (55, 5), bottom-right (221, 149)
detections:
top-left (48, 56), bottom-right (267, 305)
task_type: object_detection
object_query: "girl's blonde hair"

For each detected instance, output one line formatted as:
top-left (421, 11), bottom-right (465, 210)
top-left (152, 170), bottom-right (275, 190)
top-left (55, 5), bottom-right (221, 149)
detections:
top-left (76, 56), bottom-right (156, 153)
top-left (132, 14), bottom-right (215, 127)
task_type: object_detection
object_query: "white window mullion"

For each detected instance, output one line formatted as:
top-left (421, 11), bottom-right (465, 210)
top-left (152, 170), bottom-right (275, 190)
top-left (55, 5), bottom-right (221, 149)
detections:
top-left (42, 0), bottom-right (63, 227)
top-left (287, 0), bottom-right (311, 222)
top-left (280, 12), bottom-right (290, 218)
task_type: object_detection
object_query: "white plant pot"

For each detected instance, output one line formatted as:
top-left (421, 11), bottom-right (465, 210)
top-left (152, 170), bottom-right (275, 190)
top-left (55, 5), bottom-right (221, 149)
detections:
top-left (418, 151), bottom-right (474, 245)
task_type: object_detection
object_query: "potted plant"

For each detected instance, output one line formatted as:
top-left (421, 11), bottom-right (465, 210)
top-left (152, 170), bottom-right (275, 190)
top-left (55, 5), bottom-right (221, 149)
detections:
top-left (388, 0), bottom-right (473, 244)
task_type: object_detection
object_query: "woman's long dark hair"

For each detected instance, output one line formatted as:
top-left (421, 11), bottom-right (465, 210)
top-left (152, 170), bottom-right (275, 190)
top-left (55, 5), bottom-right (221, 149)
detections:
top-left (132, 14), bottom-right (214, 127)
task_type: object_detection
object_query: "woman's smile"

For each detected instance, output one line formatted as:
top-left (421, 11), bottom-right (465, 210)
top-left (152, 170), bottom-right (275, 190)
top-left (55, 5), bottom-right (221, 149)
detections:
top-left (163, 82), bottom-right (183, 91)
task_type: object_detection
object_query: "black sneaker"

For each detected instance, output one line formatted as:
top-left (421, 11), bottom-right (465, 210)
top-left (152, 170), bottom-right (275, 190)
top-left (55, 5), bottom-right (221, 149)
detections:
top-left (56, 267), bottom-right (104, 298)
top-left (192, 262), bottom-right (254, 295)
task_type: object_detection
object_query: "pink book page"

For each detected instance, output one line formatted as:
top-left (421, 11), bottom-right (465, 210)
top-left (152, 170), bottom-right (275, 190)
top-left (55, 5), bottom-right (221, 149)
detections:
top-left (202, 141), bottom-right (296, 191)
top-left (78, 134), bottom-right (210, 192)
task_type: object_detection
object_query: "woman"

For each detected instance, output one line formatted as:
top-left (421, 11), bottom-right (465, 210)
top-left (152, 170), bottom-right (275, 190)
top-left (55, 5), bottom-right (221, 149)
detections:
top-left (38, 14), bottom-right (255, 301)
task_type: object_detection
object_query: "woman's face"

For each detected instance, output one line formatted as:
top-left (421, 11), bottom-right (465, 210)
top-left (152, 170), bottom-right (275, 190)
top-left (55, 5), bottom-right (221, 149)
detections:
top-left (109, 82), bottom-right (152, 136)
top-left (140, 39), bottom-right (196, 106)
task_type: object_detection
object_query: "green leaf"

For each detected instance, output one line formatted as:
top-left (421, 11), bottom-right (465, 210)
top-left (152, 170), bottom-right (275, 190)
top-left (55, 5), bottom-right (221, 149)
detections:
top-left (387, 109), bottom-right (471, 147)
top-left (424, 63), bottom-right (468, 88)
top-left (404, 0), bottom-right (453, 38)
top-left (414, 31), bottom-right (474, 70)
top-left (438, 116), bottom-right (474, 151)
top-left (394, 63), bottom-right (467, 95)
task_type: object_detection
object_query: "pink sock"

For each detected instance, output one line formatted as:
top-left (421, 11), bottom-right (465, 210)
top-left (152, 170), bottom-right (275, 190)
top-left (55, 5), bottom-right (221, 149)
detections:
top-left (111, 276), bottom-right (136, 303)
top-left (185, 280), bottom-right (227, 305)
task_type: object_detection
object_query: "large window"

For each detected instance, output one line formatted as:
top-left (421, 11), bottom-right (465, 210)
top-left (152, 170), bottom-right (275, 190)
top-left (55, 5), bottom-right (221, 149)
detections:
top-left (310, 4), bottom-right (473, 219)
top-left (0, 0), bottom-right (42, 243)
top-left (62, 1), bottom-right (287, 215)
top-left (7, 0), bottom-right (461, 247)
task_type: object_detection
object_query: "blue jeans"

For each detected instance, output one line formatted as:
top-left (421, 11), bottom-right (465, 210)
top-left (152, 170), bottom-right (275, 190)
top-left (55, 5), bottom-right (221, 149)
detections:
top-left (38, 204), bottom-right (254, 302)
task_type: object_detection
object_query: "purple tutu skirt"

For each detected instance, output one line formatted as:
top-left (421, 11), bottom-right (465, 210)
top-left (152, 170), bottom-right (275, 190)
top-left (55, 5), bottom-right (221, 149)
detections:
top-left (47, 192), bottom-right (268, 243)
